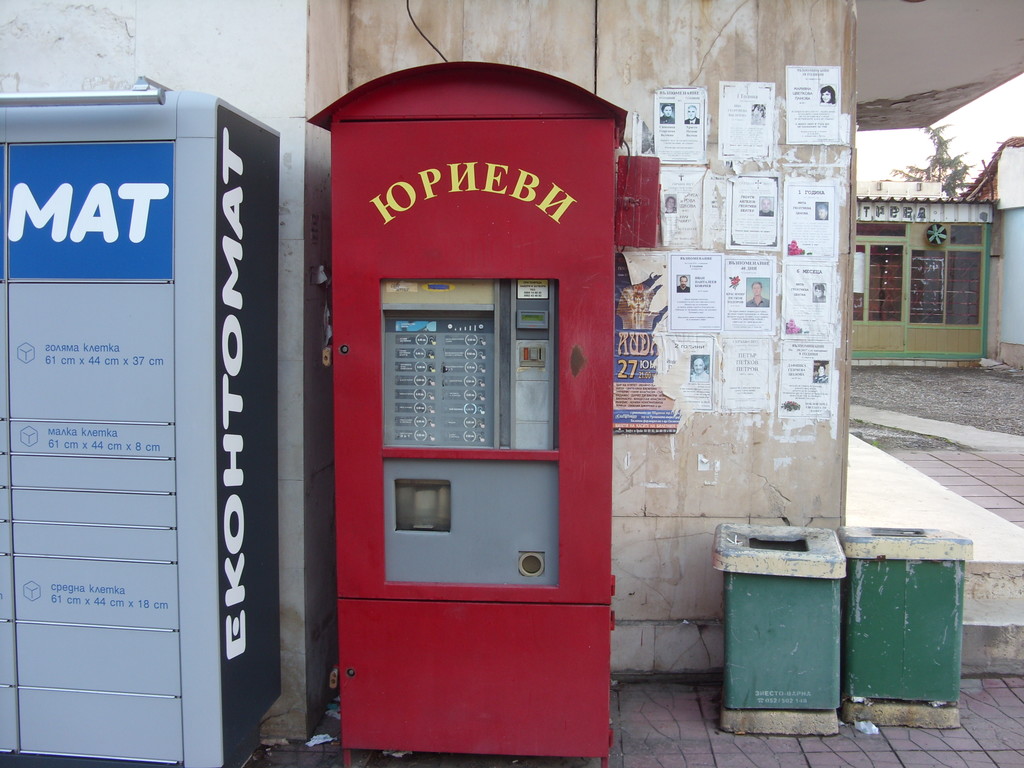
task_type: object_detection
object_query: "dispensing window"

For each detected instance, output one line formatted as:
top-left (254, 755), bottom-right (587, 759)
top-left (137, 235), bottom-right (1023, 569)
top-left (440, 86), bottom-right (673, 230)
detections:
top-left (394, 479), bottom-right (451, 532)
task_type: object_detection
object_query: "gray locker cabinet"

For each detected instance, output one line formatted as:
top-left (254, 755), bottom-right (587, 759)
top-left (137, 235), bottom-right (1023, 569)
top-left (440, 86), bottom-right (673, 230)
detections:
top-left (0, 88), bottom-right (279, 768)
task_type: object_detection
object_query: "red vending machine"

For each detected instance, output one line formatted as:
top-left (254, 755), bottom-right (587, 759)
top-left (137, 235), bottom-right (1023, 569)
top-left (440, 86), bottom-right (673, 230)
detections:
top-left (312, 63), bottom-right (625, 765)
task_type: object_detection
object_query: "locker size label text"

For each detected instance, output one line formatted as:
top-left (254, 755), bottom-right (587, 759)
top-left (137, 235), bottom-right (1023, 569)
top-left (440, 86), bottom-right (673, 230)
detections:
top-left (15, 558), bottom-right (178, 629)
top-left (15, 422), bottom-right (173, 458)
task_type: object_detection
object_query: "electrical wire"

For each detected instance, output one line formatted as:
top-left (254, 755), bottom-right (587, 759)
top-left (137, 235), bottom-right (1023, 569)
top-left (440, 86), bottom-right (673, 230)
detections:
top-left (406, 0), bottom-right (448, 63)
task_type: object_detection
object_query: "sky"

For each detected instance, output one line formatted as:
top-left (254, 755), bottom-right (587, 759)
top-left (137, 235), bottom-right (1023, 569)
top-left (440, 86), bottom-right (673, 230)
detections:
top-left (855, 71), bottom-right (1024, 183)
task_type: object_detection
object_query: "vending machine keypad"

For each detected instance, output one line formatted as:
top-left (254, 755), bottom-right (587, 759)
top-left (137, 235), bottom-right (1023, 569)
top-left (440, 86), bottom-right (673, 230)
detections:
top-left (384, 316), bottom-right (495, 447)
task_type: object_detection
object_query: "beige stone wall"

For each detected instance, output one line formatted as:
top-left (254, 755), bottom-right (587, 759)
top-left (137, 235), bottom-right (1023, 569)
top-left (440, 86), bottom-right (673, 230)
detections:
top-left (342, 0), bottom-right (596, 96)
top-left (600, 2), bottom-right (855, 675)
top-left (327, 0), bottom-right (856, 677)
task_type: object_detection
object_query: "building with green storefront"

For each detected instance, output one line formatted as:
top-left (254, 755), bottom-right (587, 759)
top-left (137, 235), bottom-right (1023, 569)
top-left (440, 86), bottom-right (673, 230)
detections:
top-left (854, 192), bottom-right (994, 363)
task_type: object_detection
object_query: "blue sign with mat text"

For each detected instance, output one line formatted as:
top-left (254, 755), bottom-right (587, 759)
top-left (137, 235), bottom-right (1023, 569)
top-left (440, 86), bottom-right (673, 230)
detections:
top-left (7, 142), bottom-right (173, 280)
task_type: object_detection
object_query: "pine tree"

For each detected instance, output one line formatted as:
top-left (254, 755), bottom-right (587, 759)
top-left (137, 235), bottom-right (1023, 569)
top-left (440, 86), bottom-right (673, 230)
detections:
top-left (890, 124), bottom-right (972, 197)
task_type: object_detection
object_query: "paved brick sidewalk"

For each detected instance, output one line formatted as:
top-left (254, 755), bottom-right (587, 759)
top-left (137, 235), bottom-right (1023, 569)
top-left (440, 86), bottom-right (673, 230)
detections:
top-left (892, 451), bottom-right (1024, 527)
top-left (613, 680), bottom-right (1024, 768)
top-left (254, 679), bottom-right (1024, 768)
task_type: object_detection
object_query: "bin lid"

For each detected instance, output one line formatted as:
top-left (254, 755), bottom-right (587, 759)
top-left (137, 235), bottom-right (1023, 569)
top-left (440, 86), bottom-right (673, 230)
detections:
top-left (838, 526), bottom-right (972, 561)
top-left (712, 524), bottom-right (846, 579)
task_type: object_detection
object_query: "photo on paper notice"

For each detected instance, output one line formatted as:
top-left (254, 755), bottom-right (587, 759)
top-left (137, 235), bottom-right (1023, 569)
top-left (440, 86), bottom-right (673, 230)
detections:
top-left (786, 65), bottom-right (842, 145)
top-left (719, 81), bottom-right (775, 161)
top-left (782, 262), bottom-right (835, 339)
top-left (778, 341), bottom-right (834, 420)
top-left (728, 176), bottom-right (779, 250)
top-left (661, 334), bottom-right (714, 413)
top-left (784, 180), bottom-right (838, 260)
top-left (661, 166), bottom-right (705, 247)
top-left (724, 256), bottom-right (775, 334)
top-left (670, 252), bottom-right (723, 332)
top-left (654, 87), bottom-right (708, 163)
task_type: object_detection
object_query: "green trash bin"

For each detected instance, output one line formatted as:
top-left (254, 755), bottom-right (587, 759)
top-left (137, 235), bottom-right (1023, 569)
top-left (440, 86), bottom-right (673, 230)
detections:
top-left (838, 526), bottom-right (972, 728)
top-left (713, 524), bottom-right (846, 735)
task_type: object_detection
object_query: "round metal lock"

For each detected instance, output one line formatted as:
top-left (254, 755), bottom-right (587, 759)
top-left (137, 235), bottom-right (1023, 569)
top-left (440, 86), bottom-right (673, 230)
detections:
top-left (517, 551), bottom-right (545, 577)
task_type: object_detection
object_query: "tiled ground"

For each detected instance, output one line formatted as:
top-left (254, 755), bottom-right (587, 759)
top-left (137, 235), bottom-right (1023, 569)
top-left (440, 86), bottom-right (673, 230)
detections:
top-left (613, 680), bottom-right (1024, 768)
top-left (254, 679), bottom-right (1024, 768)
top-left (891, 451), bottom-right (1024, 526)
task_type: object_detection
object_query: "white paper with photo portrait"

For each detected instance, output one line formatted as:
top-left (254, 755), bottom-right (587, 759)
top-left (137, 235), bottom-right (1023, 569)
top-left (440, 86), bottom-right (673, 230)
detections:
top-left (724, 256), bottom-right (774, 334)
top-left (654, 87), bottom-right (708, 163)
top-left (779, 341), bottom-right (834, 420)
top-left (658, 333), bottom-right (714, 412)
top-left (786, 66), bottom-right (842, 145)
top-left (719, 81), bottom-right (775, 161)
top-left (782, 262), bottom-right (835, 340)
top-left (784, 181), bottom-right (838, 260)
top-left (728, 176), bottom-right (779, 250)
top-left (661, 166), bottom-right (704, 247)
top-left (669, 252), bottom-right (723, 332)
top-left (722, 337), bottom-right (771, 412)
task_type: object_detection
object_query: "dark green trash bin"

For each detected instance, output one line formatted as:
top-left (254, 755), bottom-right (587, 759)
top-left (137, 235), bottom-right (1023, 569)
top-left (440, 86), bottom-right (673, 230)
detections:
top-left (713, 524), bottom-right (845, 734)
top-left (839, 526), bottom-right (972, 728)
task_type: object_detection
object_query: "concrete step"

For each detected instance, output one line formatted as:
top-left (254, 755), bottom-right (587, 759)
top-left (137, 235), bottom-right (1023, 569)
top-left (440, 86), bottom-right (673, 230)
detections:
top-left (966, 561), bottom-right (1024, 601)
top-left (963, 598), bottom-right (1024, 676)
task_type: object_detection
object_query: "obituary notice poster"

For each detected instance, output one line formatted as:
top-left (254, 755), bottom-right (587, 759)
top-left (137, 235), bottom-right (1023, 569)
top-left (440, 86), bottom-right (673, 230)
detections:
top-left (667, 334), bottom-right (715, 413)
top-left (728, 176), bottom-right (779, 250)
top-left (782, 262), bottom-right (835, 340)
top-left (784, 180), bottom-right (838, 260)
top-left (661, 166), bottom-right (705, 248)
top-left (670, 252), bottom-right (723, 332)
top-left (722, 337), bottom-right (771, 413)
top-left (719, 81), bottom-right (775, 161)
top-left (723, 256), bottom-right (774, 334)
top-left (786, 65), bottom-right (842, 145)
top-left (654, 87), bottom-right (708, 163)
top-left (779, 341), bottom-right (834, 420)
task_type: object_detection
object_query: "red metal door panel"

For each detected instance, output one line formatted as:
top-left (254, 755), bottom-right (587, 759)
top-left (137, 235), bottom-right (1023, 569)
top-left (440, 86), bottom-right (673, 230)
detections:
top-left (331, 117), bottom-right (613, 606)
top-left (338, 599), bottom-right (611, 758)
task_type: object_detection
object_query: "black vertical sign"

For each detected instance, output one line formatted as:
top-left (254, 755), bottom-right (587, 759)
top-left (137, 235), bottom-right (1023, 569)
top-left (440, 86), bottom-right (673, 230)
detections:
top-left (216, 105), bottom-right (280, 754)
